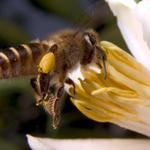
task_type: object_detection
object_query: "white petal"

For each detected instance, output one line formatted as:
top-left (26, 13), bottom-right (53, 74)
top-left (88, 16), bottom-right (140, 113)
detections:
top-left (116, 105), bottom-right (150, 137)
top-left (135, 0), bottom-right (150, 50)
top-left (67, 64), bottom-right (83, 85)
top-left (27, 134), bottom-right (150, 150)
top-left (106, 0), bottom-right (150, 70)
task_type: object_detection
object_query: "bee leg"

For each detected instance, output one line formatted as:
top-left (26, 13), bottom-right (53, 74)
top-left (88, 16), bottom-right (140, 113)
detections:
top-left (47, 72), bottom-right (66, 128)
top-left (65, 77), bottom-right (76, 94)
top-left (31, 73), bottom-right (51, 105)
top-left (52, 85), bottom-right (64, 129)
top-left (96, 62), bottom-right (102, 69)
top-left (39, 73), bottom-right (51, 99)
top-left (30, 77), bottom-right (41, 97)
top-left (95, 46), bottom-right (107, 79)
top-left (30, 77), bottom-right (43, 105)
top-left (42, 87), bottom-right (63, 129)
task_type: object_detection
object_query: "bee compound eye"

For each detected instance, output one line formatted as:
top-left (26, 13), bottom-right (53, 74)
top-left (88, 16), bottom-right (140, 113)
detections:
top-left (84, 33), bottom-right (96, 46)
top-left (50, 44), bottom-right (58, 53)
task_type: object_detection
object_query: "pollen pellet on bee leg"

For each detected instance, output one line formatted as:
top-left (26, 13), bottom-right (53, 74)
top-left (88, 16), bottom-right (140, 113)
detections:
top-left (39, 52), bottom-right (55, 73)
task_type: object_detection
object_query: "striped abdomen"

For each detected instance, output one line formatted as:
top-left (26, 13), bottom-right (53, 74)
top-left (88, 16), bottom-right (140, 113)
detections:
top-left (0, 42), bottom-right (49, 79)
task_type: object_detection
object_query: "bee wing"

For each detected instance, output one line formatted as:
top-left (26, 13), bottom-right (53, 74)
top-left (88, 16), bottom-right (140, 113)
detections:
top-left (74, 1), bottom-right (110, 30)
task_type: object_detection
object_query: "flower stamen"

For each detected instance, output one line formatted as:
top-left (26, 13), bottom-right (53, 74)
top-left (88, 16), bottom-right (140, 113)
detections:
top-left (67, 41), bottom-right (150, 136)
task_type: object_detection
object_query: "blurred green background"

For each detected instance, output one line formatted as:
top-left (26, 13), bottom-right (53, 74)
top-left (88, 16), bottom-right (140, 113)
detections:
top-left (0, 0), bottom-right (147, 150)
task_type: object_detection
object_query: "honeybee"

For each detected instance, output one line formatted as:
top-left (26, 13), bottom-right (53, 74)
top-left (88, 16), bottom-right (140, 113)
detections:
top-left (0, 28), bottom-right (107, 128)
top-left (31, 28), bottom-right (107, 128)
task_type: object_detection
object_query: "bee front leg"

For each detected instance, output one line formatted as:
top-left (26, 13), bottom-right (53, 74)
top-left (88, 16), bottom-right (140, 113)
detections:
top-left (95, 46), bottom-right (107, 79)
top-left (65, 77), bottom-right (76, 94)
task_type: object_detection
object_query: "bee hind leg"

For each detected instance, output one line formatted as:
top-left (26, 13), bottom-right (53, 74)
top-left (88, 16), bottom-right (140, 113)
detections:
top-left (52, 85), bottom-right (64, 129)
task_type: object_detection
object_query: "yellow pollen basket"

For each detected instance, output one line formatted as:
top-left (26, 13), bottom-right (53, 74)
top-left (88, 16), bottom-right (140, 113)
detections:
top-left (39, 52), bottom-right (55, 73)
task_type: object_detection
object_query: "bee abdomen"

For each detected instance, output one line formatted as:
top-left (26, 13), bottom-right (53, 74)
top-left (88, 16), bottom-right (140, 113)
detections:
top-left (0, 42), bottom-right (49, 79)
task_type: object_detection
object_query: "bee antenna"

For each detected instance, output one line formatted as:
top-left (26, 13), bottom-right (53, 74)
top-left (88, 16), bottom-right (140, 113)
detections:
top-left (96, 46), bottom-right (107, 79)
top-left (102, 56), bottom-right (107, 80)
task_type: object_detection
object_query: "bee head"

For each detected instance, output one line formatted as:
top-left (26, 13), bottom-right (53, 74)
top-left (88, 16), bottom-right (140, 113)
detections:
top-left (83, 29), bottom-right (99, 48)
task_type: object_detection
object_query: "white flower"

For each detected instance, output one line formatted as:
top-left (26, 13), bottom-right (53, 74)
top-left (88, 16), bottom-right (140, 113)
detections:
top-left (65, 0), bottom-right (150, 137)
top-left (102, 0), bottom-right (150, 136)
top-left (27, 134), bottom-right (150, 150)
top-left (27, 0), bottom-right (150, 149)
top-left (67, 41), bottom-right (150, 137)
top-left (106, 0), bottom-right (150, 70)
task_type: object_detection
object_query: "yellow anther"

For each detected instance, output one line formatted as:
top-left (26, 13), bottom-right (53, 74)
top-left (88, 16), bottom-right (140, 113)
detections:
top-left (39, 52), bottom-right (55, 73)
